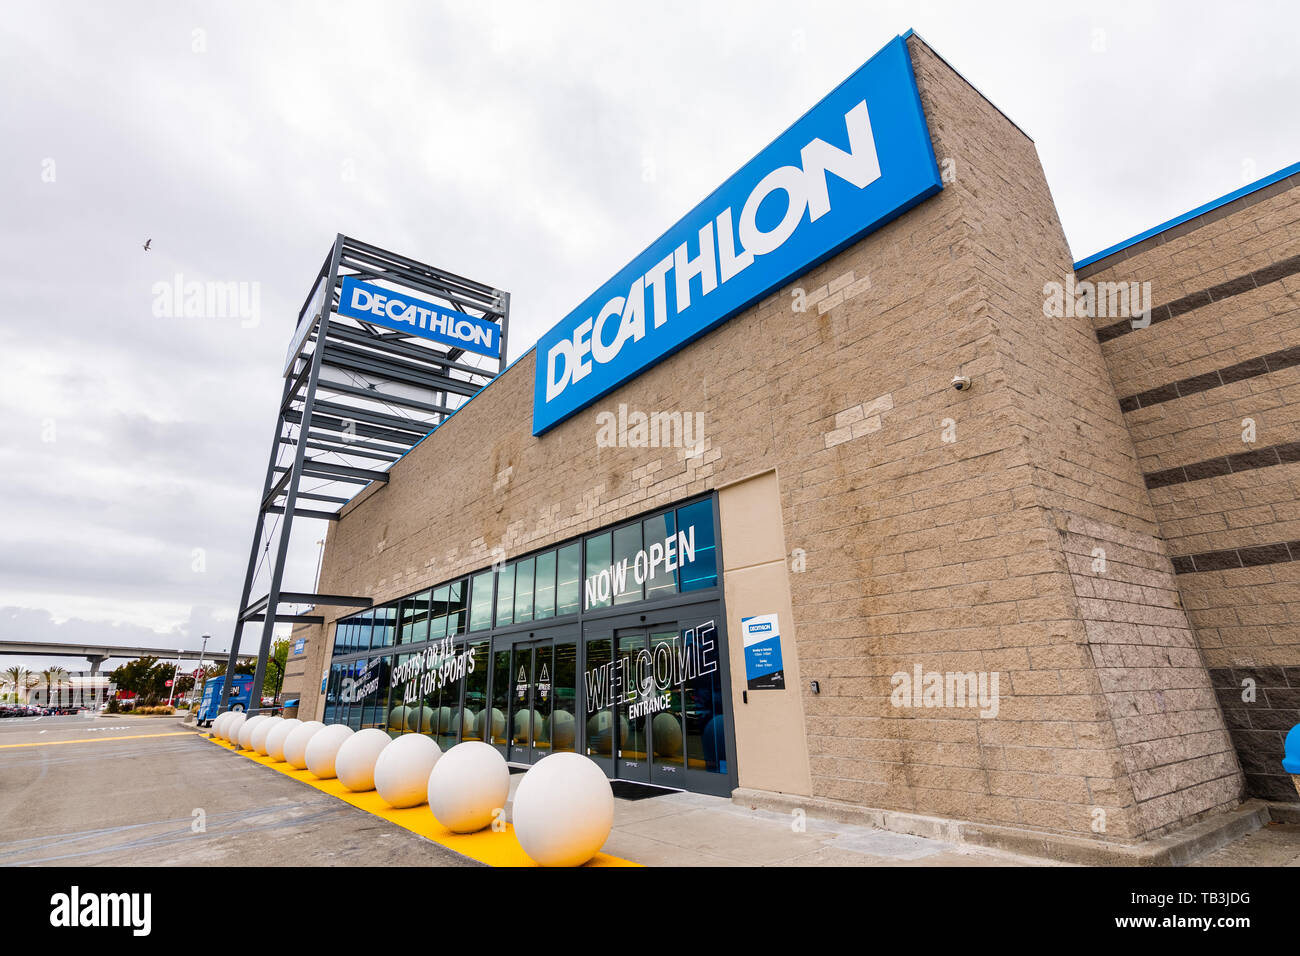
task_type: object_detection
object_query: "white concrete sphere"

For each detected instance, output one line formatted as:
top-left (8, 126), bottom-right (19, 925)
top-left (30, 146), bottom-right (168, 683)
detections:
top-left (283, 720), bottom-right (326, 769)
top-left (452, 708), bottom-right (476, 738)
top-left (304, 723), bottom-right (355, 779)
top-left (212, 713), bottom-right (228, 739)
top-left (475, 707), bottom-right (505, 741)
top-left (388, 706), bottom-right (407, 732)
top-left (335, 728), bottom-right (393, 792)
top-left (238, 714), bottom-right (270, 750)
top-left (435, 706), bottom-right (454, 734)
top-left (217, 712), bottom-right (234, 740)
top-left (549, 710), bottom-right (576, 750)
top-left (512, 753), bottom-right (614, 866)
top-left (251, 715), bottom-right (284, 755)
top-left (374, 733), bottom-right (441, 808)
top-left (652, 713), bottom-right (684, 758)
top-left (409, 706), bottom-right (434, 735)
top-left (585, 711), bottom-right (628, 755)
top-left (514, 708), bottom-right (544, 744)
top-left (225, 713), bottom-right (246, 746)
top-left (427, 741), bottom-right (510, 833)
top-left (266, 718), bottom-right (302, 761)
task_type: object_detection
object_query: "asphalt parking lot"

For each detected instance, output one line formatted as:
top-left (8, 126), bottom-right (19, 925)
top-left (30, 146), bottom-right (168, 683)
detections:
top-left (4, 714), bottom-right (1297, 867)
top-left (0, 714), bottom-right (473, 866)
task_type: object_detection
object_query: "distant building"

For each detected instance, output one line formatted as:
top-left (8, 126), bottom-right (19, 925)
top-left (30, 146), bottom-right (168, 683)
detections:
top-left (25, 672), bottom-right (115, 708)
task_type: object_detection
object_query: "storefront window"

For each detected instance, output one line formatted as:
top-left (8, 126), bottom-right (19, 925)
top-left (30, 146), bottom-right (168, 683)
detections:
top-left (345, 660), bottom-right (364, 730)
top-left (556, 543), bottom-right (581, 615)
top-left (446, 580), bottom-right (466, 635)
top-left (360, 656), bottom-right (388, 729)
top-left (684, 622), bottom-right (726, 773)
top-left (469, 571), bottom-right (494, 631)
top-left (489, 649), bottom-right (510, 748)
top-left (676, 499), bottom-right (718, 591)
top-left (388, 653), bottom-right (415, 735)
top-left (584, 533), bottom-right (612, 610)
top-left (324, 663), bottom-right (342, 723)
top-left (374, 606), bottom-right (397, 648)
top-left (584, 637), bottom-right (614, 758)
top-left (534, 550), bottom-right (556, 620)
top-left (616, 629), bottom-right (648, 761)
top-left (553, 642), bottom-right (577, 753)
top-left (324, 496), bottom-right (727, 793)
top-left (354, 613), bottom-right (374, 651)
top-left (401, 591), bottom-right (430, 644)
top-left (421, 644), bottom-right (457, 747)
top-left (428, 585), bottom-right (449, 641)
top-left (612, 523), bottom-right (643, 605)
top-left (463, 640), bottom-right (489, 741)
top-left (648, 628), bottom-right (684, 767)
top-left (514, 557), bottom-right (535, 623)
top-left (495, 564), bottom-right (515, 626)
top-left (643, 512), bottom-right (677, 600)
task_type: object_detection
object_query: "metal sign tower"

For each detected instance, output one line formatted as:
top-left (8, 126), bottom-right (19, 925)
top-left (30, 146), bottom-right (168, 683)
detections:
top-left (219, 235), bottom-right (510, 716)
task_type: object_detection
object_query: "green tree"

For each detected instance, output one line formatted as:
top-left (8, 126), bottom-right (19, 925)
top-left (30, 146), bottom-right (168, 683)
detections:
top-left (207, 658), bottom-right (254, 678)
top-left (264, 639), bottom-right (290, 700)
top-left (109, 657), bottom-right (170, 705)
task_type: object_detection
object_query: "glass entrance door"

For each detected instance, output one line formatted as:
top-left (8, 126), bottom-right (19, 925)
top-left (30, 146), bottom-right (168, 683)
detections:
top-left (614, 628), bottom-right (651, 783)
top-left (583, 609), bottom-right (732, 796)
top-left (506, 638), bottom-right (577, 764)
top-left (612, 625), bottom-right (688, 786)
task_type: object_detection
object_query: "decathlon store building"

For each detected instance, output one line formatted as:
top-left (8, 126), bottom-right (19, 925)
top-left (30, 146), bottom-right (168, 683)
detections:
top-left (295, 32), bottom-right (1300, 845)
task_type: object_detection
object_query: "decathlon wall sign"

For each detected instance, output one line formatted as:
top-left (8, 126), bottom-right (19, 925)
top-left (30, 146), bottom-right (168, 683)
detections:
top-left (531, 34), bottom-right (941, 434)
top-left (337, 276), bottom-right (501, 359)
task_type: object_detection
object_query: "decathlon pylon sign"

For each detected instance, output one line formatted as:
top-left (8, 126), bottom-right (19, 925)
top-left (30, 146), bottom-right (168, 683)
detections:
top-left (338, 276), bottom-right (501, 359)
top-left (531, 34), bottom-right (941, 434)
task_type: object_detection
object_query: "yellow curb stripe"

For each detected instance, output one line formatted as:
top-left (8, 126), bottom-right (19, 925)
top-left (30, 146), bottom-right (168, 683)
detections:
top-left (0, 732), bottom-right (194, 749)
top-left (204, 734), bottom-right (639, 867)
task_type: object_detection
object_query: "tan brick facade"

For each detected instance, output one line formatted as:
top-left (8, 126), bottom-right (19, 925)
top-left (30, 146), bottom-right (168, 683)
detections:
top-left (291, 35), bottom-right (1299, 842)
top-left (1084, 170), bottom-right (1300, 800)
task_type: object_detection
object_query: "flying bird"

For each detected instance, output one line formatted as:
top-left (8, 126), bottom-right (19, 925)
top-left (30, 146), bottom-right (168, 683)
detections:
top-left (143, 239), bottom-right (152, 251)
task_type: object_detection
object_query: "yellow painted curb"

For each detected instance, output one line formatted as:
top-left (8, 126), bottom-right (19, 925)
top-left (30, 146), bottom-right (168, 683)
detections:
top-left (203, 734), bottom-right (639, 868)
top-left (0, 731), bottom-right (194, 749)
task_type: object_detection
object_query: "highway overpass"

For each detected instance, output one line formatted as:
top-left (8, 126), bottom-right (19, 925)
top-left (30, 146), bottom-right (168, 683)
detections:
top-left (0, 642), bottom-right (238, 674)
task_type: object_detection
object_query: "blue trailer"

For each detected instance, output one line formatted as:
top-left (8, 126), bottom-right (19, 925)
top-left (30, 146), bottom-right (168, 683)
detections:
top-left (196, 675), bottom-right (254, 726)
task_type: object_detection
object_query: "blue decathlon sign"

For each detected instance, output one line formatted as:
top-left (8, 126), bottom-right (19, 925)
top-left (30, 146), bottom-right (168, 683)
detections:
top-left (742, 613), bottom-right (786, 691)
top-left (532, 34), bottom-right (941, 434)
top-left (337, 276), bottom-right (500, 359)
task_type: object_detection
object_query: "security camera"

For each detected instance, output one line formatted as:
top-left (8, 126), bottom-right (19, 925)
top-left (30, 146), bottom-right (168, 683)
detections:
top-left (951, 375), bottom-right (972, 391)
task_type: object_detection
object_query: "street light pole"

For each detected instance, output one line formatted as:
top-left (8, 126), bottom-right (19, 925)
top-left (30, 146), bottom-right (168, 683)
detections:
top-left (166, 649), bottom-right (182, 707)
top-left (196, 633), bottom-right (209, 698)
top-left (195, 634), bottom-right (210, 719)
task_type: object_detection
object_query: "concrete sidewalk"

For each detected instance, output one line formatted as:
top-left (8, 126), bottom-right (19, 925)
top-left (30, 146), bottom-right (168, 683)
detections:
top-left (502, 775), bottom-right (1058, 867)
top-left (183, 717), bottom-right (1300, 867)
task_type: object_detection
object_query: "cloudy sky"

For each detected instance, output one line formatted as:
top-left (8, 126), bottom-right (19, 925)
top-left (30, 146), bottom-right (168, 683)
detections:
top-left (2, 0), bottom-right (1297, 672)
